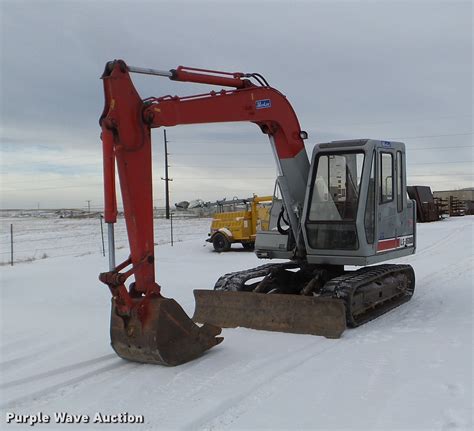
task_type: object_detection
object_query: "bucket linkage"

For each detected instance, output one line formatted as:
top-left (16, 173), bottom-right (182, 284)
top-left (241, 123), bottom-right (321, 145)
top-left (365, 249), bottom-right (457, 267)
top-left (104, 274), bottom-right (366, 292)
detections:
top-left (99, 256), bottom-right (223, 366)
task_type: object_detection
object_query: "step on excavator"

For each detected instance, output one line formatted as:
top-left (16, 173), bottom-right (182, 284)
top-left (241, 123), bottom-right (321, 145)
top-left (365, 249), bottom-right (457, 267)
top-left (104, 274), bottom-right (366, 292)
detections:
top-left (99, 60), bottom-right (416, 366)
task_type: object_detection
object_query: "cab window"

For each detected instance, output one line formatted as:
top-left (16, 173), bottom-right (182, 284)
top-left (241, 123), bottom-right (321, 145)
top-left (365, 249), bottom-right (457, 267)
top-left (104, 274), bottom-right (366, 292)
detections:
top-left (306, 152), bottom-right (364, 250)
top-left (396, 151), bottom-right (403, 211)
top-left (381, 152), bottom-right (393, 203)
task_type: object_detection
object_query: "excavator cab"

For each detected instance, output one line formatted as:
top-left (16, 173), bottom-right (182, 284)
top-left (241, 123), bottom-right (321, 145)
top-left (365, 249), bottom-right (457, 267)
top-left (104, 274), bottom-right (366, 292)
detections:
top-left (302, 139), bottom-right (416, 264)
top-left (255, 139), bottom-right (416, 263)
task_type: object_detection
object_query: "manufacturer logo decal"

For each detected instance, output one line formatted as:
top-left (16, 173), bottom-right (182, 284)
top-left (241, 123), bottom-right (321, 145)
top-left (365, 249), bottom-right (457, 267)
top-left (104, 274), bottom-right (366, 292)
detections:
top-left (382, 141), bottom-right (392, 148)
top-left (256, 99), bottom-right (271, 109)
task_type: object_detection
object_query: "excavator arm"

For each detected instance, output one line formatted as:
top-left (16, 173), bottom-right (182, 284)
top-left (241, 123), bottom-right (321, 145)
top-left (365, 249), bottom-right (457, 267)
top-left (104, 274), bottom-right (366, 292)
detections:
top-left (99, 60), bottom-right (309, 300)
top-left (98, 60), bottom-right (328, 365)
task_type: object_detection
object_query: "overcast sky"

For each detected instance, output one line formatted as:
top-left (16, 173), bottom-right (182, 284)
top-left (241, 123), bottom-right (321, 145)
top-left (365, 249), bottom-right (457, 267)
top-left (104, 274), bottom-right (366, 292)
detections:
top-left (1, 0), bottom-right (472, 210)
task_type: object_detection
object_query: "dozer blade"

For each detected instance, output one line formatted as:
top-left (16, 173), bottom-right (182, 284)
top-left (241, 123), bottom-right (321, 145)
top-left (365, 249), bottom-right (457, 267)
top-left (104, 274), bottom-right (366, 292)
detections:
top-left (110, 296), bottom-right (223, 366)
top-left (192, 290), bottom-right (346, 339)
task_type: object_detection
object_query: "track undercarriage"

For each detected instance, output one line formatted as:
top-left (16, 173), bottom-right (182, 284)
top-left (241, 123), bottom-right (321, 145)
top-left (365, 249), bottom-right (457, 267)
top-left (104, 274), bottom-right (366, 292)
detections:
top-left (193, 262), bottom-right (415, 336)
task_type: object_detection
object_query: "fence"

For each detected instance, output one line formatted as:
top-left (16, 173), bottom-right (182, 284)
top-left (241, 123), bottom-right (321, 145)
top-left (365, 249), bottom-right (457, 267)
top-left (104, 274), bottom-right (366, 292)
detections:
top-left (0, 214), bottom-right (211, 266)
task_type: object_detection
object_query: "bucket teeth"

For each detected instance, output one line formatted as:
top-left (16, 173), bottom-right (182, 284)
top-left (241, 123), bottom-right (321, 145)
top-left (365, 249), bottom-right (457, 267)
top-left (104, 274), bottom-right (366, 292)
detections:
top-left (110, 297), bottom-right (223, 366)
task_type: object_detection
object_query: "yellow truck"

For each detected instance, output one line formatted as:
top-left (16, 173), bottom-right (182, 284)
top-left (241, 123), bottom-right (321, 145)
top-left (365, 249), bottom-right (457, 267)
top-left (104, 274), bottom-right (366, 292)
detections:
top-left (207, 195), bottom-right (272, 252)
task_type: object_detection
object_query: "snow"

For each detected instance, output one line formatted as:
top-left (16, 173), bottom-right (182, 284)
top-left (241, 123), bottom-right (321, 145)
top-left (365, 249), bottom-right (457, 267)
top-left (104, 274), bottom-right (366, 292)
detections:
top-left (0, 216), bottom-right (472, 430)
top-left (0, 216), bottom-right (211, 264)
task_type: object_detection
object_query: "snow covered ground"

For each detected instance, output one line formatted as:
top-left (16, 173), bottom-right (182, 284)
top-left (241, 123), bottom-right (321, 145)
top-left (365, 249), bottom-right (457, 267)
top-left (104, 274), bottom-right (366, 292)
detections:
top-left (0, 216), bottom-right (210, 265)
top-left (0, 216), bottom-right (472, 430)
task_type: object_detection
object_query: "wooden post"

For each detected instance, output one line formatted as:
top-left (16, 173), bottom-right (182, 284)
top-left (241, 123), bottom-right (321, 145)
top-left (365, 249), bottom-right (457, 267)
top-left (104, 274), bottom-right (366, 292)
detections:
top-left (100, 215), bottom-right (105, 257)
top-left (10, 223), bottom-right (13, 266)
top-left (170, 213), bottom-right (174, 246)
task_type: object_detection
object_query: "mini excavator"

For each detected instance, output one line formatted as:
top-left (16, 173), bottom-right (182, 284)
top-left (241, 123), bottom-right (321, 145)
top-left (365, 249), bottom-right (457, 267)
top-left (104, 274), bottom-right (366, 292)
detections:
top-left (99, 60), bottom-right (416, 366)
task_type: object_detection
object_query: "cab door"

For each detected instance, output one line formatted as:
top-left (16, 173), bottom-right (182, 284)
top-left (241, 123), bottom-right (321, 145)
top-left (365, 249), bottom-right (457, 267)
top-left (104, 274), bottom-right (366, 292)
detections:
top-left (376, 145), bottom-right (408, 252)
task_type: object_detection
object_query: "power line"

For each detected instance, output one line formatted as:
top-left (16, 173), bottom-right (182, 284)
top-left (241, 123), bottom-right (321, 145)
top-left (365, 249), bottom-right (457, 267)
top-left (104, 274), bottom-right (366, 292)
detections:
top-left (1, 156), bottom-right (99, 169)
top-left (169, 144), bottom-right (473, 156)
top-left (11, 141), bottom-right (467, 168)
top-left (388, 132), bottom-right (472, 140)
top-left (319, 114), bottom-right (472, 128)
top-left (3, 157), bottom-right (473, 187)
top-left (2, 140), bottom-right (471, 172)
top-left (156, 177), bottom-right (275, 180)
top-left (170, 161), bottom-right (473, 168)
top-left (2, 183), bottom-right (102, 192)
top-left (408, 174), bottom-right (474, 177)
top-left (3, 170), bottom-right (474, 192)
top-left (167, 132), bottom-right (473, 148)
top-left (160, 174), bottom-right (474, 181)
top-left (407, 145), bottom-right (472, 151)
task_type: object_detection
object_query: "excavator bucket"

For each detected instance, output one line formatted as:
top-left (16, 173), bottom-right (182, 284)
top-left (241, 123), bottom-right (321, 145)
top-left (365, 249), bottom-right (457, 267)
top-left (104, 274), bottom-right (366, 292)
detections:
top-left (192, 290), bottom-right (346, 339)
top-left (110, 296), bottom-right (223, 366)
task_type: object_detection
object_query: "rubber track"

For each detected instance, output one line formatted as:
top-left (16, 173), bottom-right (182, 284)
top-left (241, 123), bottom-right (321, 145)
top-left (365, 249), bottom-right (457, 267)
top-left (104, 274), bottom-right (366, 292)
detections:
top-left (322, 264), bottom-right (415, 327)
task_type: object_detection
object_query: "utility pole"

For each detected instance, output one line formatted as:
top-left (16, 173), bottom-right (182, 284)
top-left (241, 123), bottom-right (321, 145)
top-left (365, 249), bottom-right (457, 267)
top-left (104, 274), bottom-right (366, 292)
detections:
top-left (161, 129), bottom-right (173, 219)
top-left (86, 200), bottom-right (91, 213)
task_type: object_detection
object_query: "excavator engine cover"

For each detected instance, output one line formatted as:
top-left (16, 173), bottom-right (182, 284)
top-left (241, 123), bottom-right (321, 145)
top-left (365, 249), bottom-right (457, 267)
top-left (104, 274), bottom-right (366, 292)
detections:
top-left (110, 296), bottom-right (223, 366)
top-left (192, 290), bottom-right (346, 338)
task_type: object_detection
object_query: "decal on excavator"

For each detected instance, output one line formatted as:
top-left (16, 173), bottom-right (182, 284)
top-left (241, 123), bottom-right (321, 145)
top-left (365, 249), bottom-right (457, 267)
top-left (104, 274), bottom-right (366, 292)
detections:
top-left (256, 99), bottom-right (271, 109)
top-left (377, 235), bottom-right (414, 252)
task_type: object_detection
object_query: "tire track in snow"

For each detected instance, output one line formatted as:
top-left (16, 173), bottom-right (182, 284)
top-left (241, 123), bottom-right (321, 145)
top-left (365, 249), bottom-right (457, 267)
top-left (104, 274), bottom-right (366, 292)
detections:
top-left (138, 338), bottom-right (329, 431)
top-left (414, 224), bottom-right (468, 258)
top-left (417, 256), bottom-right (473, 287)
top-left (0, 335), bottom-right (79, 373)
top-left (0, 345), bottom-right (59, 372)
top-left (179, 341), bottom-right (341, 431)
top-left (0, 353), bottom-right (117, 389)
top-left (0, 331), bottom-right (49, 352)
top-left (0, 360), bottom-right (137, 410)
top-left (356, 255), bottom-right (473, 335)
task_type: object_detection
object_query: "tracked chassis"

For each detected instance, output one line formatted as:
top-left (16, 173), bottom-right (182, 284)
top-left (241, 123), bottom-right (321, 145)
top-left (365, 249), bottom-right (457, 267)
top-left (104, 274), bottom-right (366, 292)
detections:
top-left (193, 262), bottom-right (415, 336)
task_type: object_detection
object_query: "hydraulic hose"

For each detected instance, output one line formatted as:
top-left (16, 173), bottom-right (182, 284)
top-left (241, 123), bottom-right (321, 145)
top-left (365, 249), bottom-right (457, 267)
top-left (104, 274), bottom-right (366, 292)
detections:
top-left (277, 206), bottom-right (290, 235)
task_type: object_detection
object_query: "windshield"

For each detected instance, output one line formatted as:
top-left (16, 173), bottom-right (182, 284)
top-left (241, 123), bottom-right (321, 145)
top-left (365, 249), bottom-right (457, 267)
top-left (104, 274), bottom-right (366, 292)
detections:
top-left (309, 152), bottom-right (365, 221)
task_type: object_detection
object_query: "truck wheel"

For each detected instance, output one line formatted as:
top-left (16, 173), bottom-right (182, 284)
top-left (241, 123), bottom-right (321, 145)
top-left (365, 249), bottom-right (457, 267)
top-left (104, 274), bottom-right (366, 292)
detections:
top-left (213, 233), bottom-right (231, 252)
top-left (242, 242), bottom-right (254, 250)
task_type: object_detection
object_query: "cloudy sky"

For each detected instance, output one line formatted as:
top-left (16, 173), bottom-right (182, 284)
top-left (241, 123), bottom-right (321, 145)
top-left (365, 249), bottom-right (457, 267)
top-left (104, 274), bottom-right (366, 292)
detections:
top-left (1, 0), bottom-right (472, 210)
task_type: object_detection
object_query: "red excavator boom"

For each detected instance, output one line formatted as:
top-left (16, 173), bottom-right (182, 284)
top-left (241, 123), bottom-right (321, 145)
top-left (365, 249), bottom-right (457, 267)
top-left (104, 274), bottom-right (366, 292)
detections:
top-left (99, 60), bottom-right (309, 365)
